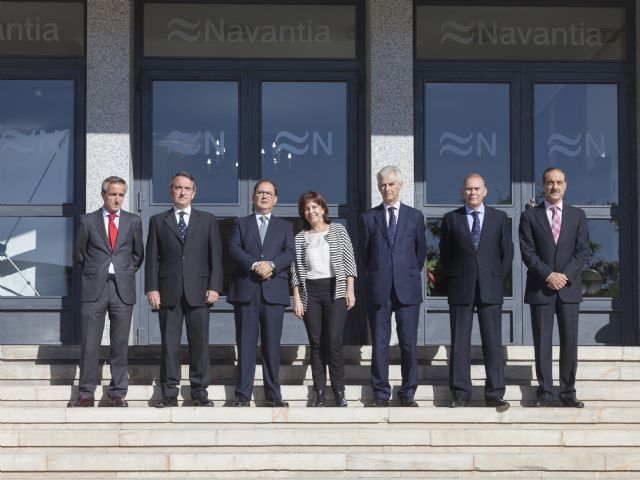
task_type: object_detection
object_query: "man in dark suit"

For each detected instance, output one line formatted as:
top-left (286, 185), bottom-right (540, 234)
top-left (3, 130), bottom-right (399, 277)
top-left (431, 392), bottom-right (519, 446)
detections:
top-left (360, 165), bottom-right (427, 407)
top-left (519, 167), bottom-right (589, 408)
top-left (68, 176), bottom-right (144, 407)
top-left (145, 172), bottom-right (223, 408)
top-left (227, 179), bottom-right (294, 407)
top-left (440, 174), bottom-right (513, 409)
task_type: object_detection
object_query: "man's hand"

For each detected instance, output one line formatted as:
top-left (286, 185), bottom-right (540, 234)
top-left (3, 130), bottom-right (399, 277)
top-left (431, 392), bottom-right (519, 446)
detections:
top-left (254, 261), bottom-right (274, 280)
top-left (147, 290), bottom-right (161, 309)
top-left (205, 290), bottom-right (219, 304)
top-left (546, 272), bottom-right (568, 291)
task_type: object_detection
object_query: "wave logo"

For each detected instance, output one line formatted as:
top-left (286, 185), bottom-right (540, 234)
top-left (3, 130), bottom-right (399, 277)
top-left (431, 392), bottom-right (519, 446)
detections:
top-left (440, 20), bottom-right (475, 45)
top-left (439, 132), bottom-right (496, 157)
top-left (161, 130), bottom-right (225, 156)
top-left (547, 133), bottom-right (605, 158)
top-left (1, 129), bottom-right (69, 154)
top-left (274, 131), bottom-right (332, 156)
top-left (167, 18), bottom-right (202, 42)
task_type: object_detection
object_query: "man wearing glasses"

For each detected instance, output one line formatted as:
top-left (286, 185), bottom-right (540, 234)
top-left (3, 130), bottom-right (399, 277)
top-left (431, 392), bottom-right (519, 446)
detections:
top-left (145, 172), bottom-right (223, 407)
top-left (227, 179), bottom-right (295, 407)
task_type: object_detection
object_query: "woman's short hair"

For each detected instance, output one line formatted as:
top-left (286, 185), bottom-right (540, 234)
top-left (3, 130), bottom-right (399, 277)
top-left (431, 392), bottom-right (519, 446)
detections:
top-left (298, 191), bottom-right (331, 230)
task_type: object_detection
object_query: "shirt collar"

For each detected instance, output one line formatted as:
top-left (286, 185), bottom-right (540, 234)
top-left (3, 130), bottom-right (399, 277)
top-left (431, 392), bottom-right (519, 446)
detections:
top-left (544, 200), bottom-right (563, 211)
top-left (465, 204), bottom-right (485, 215)
top-left (255, 212), bottom-right (272, 220)
top-left (383, 200), bottom-right (401, 211)
top-left (174, 205), bottom-right (192, 215)
top-left (102, 208), bottom-right (120, 217)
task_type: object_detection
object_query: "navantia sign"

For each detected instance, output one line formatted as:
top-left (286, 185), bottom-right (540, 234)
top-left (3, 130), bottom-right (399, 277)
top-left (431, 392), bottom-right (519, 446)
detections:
top-left (144, 3), bottom-right (356, 59)
top-left (416, 6), bottom-right (625, 61)
top-left (0, 2), bottom-right (84, 56)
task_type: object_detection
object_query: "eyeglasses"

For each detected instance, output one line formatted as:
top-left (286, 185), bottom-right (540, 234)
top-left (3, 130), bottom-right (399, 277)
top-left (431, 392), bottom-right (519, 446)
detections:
top-left (255, 190), bottom-right (275, 198)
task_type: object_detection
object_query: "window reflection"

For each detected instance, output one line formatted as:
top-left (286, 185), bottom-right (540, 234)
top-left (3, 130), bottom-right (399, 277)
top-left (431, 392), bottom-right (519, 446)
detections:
top-left (0, 80), bottom-right (74, 204)
top-left (261, 82), bottom-right (347, 204)
top-left (534, 84), bottom-right (618, 205)
top-left (425, 83), bottom-right (511, 205)
top-left (583, 219), bottom-right (620, 298)
top-left (152, 81), bottom-right (239, 204)
top-left (0, 217), bottom-right (73, 297)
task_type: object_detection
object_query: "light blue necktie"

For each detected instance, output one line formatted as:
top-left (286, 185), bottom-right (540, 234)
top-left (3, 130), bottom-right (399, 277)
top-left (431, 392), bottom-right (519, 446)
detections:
top-left (259, 215), bottom-right (268, 244)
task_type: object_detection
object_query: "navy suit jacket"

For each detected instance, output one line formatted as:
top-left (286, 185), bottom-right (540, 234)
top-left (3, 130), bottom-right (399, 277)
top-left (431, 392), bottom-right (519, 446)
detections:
top-left (519, 202), bottom-right (589, 305)
top-left (145, 208), bottom-right (223, 307)
top-left (440, 206), bottom-right (513, 305)
top-left (360, 203), bottom-right (427, 306)
top-left (74, 209), bottom-right (144, 305)
top-left (227, 214), bottom-right (295, 306)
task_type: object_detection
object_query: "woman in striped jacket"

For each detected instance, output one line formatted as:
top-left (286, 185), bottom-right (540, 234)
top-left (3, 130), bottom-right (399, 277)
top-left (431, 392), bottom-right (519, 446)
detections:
top-left (291, 191), bottom-right (357, 407)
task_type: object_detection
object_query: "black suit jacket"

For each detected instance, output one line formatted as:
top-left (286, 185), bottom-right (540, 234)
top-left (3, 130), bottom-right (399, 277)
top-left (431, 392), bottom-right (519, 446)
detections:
top-left (226, 214), bottom-right (295, 306)
top-left (145, 208), bottom-right (223, 307)
top-left (518, 202), bottom-right (589, 304)
top-left (360, 203), bottom-right (427, 306)
top-left (440, 206), bottom-right (513, 305)
top-left (74, 209), bottom-right (144, 305)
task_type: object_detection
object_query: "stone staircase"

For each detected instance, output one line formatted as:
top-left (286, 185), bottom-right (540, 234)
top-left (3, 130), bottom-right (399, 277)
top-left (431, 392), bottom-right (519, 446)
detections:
top-left (1, 345), bottom-right (640, 478)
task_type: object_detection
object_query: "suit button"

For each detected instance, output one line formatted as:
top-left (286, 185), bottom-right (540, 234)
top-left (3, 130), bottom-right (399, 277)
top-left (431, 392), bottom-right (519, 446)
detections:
top-left (182, 256), bottom-right (185, 260)
top-left (260, 255), bottom-right (264, 258)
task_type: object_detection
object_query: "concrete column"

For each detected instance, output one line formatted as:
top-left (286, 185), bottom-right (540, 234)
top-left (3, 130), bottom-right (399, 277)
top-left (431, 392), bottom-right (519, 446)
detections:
top-left (366, 0), bottom-right (415, 207)
top-left (86, 0), bottom-right (133, 213)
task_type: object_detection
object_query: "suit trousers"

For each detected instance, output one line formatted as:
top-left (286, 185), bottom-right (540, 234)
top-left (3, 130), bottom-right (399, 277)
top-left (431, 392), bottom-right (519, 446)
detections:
top-left (234, 289), bottom-right (285, 401)
top-left (79, 277), bottom-right (133, 399)
top-left (158, 288), bottom-right (211, 400)
top-left (368, 285), bottom-right (420, 401)
top-left (449, 283), bottom-right (505, 402)
top-left (303, 278), bottom-right (347, 395)
top-left (530, 299), bottom-right (579, 401)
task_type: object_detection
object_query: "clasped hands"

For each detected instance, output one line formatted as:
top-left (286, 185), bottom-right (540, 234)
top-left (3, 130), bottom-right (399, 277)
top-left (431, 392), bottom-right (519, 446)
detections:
top-left (546, 272), bottom-right (568, 291)
top-left (253, 261), bottom-right (274, 280)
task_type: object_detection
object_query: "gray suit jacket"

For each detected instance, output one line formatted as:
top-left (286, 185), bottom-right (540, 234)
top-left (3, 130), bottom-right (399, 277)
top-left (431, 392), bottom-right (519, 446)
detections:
top-left (145, 208), bottom-right (223, 307)
top-left (74, 209), bottom-right (144, 305)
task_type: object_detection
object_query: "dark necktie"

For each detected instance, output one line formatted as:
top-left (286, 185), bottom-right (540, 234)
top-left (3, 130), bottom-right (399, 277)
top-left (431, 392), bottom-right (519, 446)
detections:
top-left (108, 213), bottom-right (118, 250)
top-left (178, 211), bottom-right (188, 240)
top-left (388, 206), bottom-right (397, 246)
top-left (471, 211), bottom-right (481, 251)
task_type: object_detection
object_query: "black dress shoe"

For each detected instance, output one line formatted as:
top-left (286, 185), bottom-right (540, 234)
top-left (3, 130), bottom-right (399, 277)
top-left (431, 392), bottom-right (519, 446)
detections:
top-left (312, 390), bottom-right (325, 407)
top-left (192, 397), bottom-right (214, 407)
top-left (400, 397), bottom-right (419, 407)
top-left (67, 396), bottom-right (95, 408)
top-left (486, 398), bottom-right (510, 409)
top-left (366, 398), bottom-right (390, 407)
top-left (448, 399), bottom-right (470, 408)
top-left (109, 396), bottom-right (128, 407)
top-left (334, 391), bottom-right (348, 407)
top-left (233, 395), bottom-right (250, 407)
top-left (265, 399), bottom-right (289, 407)
top-left (561, 399), bottom-right (585, 408)
top-left (155, 397), bottom-right (178, 408)
top-left (532, 397), bottom-right (552, 407)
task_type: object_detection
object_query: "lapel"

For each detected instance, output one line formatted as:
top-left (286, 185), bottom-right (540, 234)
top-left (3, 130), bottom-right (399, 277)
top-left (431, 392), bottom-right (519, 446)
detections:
top-left (262, 214), bottom-right (277, 248)
top-left (249, 214), bottom-right (263, 250)
top-left (455, 207), bottom-right (475, 250)
top-left (394, 203), bottom-right (409, 248)
top-left (534, 203), bottom-right (556, 245)
top-left (113, 211), bottom-right (128, 251)
top-left (163, 208), bottom-right (184, 243)
top-left (374, 204), bottom-right (391, 248)
top-left (92, 209), bottom-right (110, 251)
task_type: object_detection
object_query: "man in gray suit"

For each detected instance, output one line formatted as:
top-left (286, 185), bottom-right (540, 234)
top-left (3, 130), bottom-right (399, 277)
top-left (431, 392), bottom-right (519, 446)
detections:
top-left (145, 172), bottom-right (223, 408)
top-left (68, 176), bottom-right (144, 407)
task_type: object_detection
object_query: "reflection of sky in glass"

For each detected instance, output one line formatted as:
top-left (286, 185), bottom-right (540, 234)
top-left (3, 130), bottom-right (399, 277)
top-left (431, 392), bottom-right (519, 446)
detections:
top-left (584, 219), bottom-right (619, 298)
top-left (0, 217), bottom-right (73, 297)
top-left (261, 82), bottom-right (347, 204)
top-left (152, 81), bottom-right (238, 203)
top-left (425, 83), bottom-right (510, 205)
top-left (0, 80), bottom-right (74, 204)
top-left (534, 84), bottom-right (618, 205)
